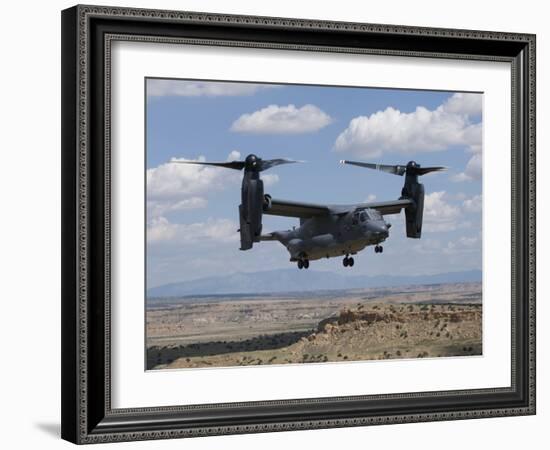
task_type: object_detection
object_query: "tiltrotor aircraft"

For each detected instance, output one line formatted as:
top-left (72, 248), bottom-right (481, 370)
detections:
top-left (173, 155), bottom-right (445, 269)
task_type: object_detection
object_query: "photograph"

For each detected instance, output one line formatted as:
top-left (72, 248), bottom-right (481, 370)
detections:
top-left (57, 2), bottom-right (536, 445)
top-left (145, 78), bottom-right (484, 370)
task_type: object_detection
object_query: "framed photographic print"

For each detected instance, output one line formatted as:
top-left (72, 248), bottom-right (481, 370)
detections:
top-left (61, 4), bottom-right (536, 444)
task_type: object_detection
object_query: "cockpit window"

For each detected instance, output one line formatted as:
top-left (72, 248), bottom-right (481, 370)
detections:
top-left (359, 212), bottom-right (367, 222)
top-left (366, 209), bottom-right (382, 220)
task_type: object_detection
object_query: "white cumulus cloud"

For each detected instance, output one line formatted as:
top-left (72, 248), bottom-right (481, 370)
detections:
top-left (147, 197), bottom-right (208, 219)
top-left (147, 216), bottom-right (178, 242)
top-left (147, 80), bottom-right (274, 97)
top-left (366, 194), bottom-right (377, 202)
top-left (262, 174), bottom-right (280, 186)
top-left (442, 92), bottom-right (482, 116)
top-left (423, 191), bottom-right (461, 232)
top-left (146, 151), bottom-right (280, 218)
top-left (231, 104), bottom-right (332, 134)
top-left (147, 153), bottom-right (241, 201)
top-left (463, 194), bottom-right (482, 212)
top-left (146, 151), bottom-right (242, 218)
top-left (147, 217), bottom-right (239, 244)
top-left (452, 153), bottom-right (482, 182)
top-left (334, 93), bottom-right (482, 158)
top-left (227, 150), bottom-right (242, 161)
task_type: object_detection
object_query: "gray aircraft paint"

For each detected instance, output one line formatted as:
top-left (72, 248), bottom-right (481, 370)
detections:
top-left (172, 155), bottom-right (445, 269)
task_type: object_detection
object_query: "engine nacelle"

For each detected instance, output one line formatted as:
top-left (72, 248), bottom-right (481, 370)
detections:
top-left (403, 180), bottom-right (424, 238)
top-left (239, 177), bottom-right (264, 250)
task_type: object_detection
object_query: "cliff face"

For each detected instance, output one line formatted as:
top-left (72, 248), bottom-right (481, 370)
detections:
top-left (155, 302), bottom-right (482, 369)
top-left (289, 304), bottom-right (483, 362)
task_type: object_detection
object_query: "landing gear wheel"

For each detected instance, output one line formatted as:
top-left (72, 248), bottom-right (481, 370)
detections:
top-left (303, 259), bottom-right (310, 269)
top-left (379, 246), bottom-right (383, 253)
top-left (297, 260), bottom-right (304, 269)
top-left (343, 256), bottom-right (354, 267)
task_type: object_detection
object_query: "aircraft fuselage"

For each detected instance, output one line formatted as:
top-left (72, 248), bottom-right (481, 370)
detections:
top-left (269, 208), bottom-right (390, 262)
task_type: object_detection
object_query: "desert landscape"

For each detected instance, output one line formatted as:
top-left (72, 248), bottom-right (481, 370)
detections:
top-left (146, 282), bottom-right (482, 370)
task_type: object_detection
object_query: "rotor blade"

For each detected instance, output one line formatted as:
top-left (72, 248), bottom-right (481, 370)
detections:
top-left (259, 158), bottom-right (302, 171)
top-left (415, 166), bottom-right (447, 175)
top-left (340, 160), bottom-right (447, 176)
top-left (170, 160), bottom-right (245, 170)
top-left (339, 160), bottom-right (406, 176)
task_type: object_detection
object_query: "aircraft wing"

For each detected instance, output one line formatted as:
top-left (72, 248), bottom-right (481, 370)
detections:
top-left (265, 198), bottom-right (413, 218)
top-left (265, 198), bottom-right (331, 218)
top-left (354, 199), bottom-right (414, 215)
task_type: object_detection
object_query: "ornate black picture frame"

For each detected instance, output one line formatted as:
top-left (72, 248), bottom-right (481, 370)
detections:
top-left (61, 4), bottom-right (536, 444)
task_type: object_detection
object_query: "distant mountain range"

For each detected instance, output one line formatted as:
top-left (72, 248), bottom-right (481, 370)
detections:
top-left (147, 269), bottom-right (481, 299)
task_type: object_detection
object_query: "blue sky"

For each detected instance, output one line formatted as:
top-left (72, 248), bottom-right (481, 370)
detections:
top-left (145, 78), bottom-right (482, 288)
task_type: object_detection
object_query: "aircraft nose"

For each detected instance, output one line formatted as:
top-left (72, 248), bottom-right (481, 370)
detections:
top-left (367, 221), bottom-right (389, 237)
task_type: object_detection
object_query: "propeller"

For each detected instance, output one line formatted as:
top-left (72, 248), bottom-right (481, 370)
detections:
top-left (170, 153), bottom-right (301, 251)
top-left (340, 160), bottom-right (446, 176)
top-left (171, 154), bottom-right (301, 172)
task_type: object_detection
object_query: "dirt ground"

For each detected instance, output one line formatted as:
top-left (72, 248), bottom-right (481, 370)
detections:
top-left (146, 282), bottom-right (482, 370)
